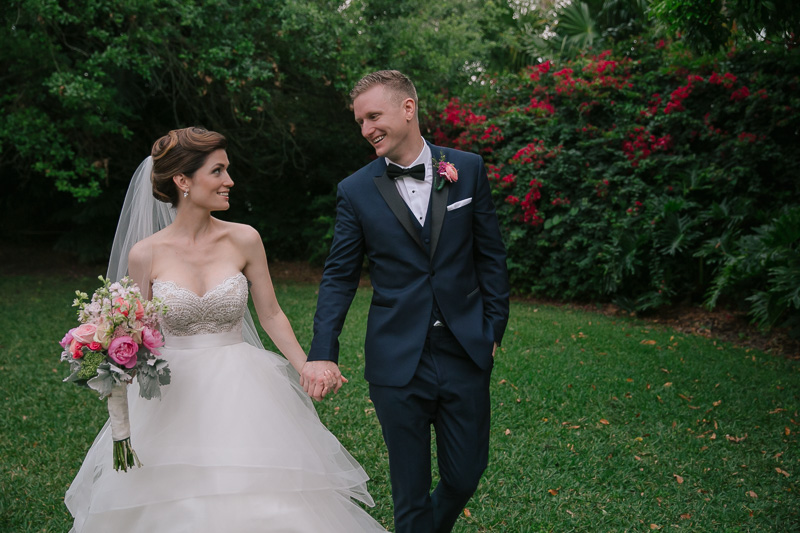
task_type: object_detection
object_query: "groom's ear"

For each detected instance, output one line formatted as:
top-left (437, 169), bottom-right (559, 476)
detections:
top-left (402, 97), bottom-right (416, 121)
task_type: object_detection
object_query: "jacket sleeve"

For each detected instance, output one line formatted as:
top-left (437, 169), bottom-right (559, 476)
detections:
top-left (470, 156), bottom-right (510, 346)
top-left (307, 182), bottom-right (365, 363)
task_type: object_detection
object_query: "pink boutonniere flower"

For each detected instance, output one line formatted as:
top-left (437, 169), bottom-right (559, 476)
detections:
top-left (434, 155), bottom-right (458, 191)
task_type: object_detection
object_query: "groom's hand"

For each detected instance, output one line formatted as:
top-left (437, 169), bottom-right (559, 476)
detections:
top-left (300, 360), bottom-right (343, 401)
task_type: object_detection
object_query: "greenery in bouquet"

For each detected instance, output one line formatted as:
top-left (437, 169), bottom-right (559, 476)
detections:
top-left (60, 275), bottom-right (170, 400)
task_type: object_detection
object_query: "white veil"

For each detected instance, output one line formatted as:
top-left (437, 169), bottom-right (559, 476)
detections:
top-left (106, 156), bottom-right (265, 349)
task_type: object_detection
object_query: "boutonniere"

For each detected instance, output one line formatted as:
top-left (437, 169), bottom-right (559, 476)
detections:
top-left (433, 154), bottom-right (458, 191)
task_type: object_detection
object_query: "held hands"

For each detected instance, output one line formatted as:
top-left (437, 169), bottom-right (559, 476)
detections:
top-left (299, 360), bottom-right (347, 401)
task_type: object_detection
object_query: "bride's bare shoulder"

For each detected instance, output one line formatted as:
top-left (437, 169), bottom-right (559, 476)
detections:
top-left (128, 230), bottom-right (170, 265)
top-left (218, 220), bottom-right (261, 245)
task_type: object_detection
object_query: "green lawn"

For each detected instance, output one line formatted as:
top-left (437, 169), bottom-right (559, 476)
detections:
top-left (1, 274), bottom-right (798, 532)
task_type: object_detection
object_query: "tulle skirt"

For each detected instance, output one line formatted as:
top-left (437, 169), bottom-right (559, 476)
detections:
top-left (65, 331), bottom-right (386, 532)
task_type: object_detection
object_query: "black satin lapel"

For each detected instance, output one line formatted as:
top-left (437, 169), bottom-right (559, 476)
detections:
top-left (429, 180), bottom-right (448, 259)
top-left (373, 173), bottom-right (425, 250)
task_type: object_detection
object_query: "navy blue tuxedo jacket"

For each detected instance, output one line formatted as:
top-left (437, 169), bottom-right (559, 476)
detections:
top-left (308, 141), bottom-right (510, 387)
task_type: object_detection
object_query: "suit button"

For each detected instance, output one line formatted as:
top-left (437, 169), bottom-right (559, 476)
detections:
top-left (424, 238), bottom-right (430, 244)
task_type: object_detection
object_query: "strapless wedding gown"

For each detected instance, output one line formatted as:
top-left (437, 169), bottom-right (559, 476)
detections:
top-left (65, 273), bottom-right (386, 532)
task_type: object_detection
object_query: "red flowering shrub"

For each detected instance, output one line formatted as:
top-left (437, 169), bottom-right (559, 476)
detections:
top-left (427, 38), bottom-right (800, 325)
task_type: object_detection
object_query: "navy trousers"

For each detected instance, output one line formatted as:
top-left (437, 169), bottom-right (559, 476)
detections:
top-left (369, 325), bottom-right (492, 533)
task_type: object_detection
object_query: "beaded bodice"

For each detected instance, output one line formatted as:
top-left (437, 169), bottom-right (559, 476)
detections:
top-left (152, 273), bottom-right (248, 337)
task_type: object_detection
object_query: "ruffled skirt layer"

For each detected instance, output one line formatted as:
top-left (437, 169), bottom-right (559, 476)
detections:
top-left (65, 331), bottom-right (386, 532)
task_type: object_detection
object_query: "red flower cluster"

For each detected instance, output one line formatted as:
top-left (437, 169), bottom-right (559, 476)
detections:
top-left (664, 83), bottom-right (693, 114)
top-left (731, 86), bottom-right (750, 101)
top-left (528, 60), bottom-right (552, 81)
top-left (622, 127), bottom-right (672, 167)
top-left (709, 72), bottom-right (737, 88)
top-left (520, 179), bottom-right (543, 226)
top-left (526, 97), bottom-right (555, 115)
top-left (441, 98), bottom-right (486, 127)
top-left (511, 139), bottom-right (561, 169)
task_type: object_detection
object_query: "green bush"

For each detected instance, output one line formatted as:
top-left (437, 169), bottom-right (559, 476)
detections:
top-left (428, 37), bottom-right (800, 329)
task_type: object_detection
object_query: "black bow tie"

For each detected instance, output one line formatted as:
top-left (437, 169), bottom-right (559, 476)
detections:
top-left (386, 163), bottom-right (426, 181)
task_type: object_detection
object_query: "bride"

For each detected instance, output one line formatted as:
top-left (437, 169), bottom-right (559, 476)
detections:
top-left (65, 127), bottom-right (387, 532)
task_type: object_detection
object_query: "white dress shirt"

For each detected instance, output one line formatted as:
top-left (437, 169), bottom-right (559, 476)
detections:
top-left (386, 139), bottom-right (432, 226)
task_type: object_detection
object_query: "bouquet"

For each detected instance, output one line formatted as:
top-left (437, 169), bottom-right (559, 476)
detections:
top-left (60, 275), bottom-right (170, 471)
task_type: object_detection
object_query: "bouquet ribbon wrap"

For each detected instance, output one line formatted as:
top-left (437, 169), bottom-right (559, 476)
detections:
top-left (107, 382), bottom-right (141, 471)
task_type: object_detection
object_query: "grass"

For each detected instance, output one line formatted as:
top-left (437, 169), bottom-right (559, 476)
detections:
top-left (1, 273), bottom-right (798, 532)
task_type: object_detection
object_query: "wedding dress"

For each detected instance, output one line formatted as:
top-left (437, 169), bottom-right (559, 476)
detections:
top-left (65, 272), bottom-right (386, 532)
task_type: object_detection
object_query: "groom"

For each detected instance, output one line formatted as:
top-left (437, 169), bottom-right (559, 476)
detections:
top-left (302, 70), bottom-right (509, 533)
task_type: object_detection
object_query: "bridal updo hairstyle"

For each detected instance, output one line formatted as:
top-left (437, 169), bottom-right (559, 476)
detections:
top-left (150, 127), bottom-right (227, 205)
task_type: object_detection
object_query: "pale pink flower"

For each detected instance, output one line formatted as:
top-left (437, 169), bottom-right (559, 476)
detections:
top-left (142, 327), bottom-right (164, 356)
top-left (72, 323), bottom-right (98, 344)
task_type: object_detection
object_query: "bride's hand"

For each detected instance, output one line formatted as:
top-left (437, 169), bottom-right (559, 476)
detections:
top-left (300, 361), bottom-right (342, 401)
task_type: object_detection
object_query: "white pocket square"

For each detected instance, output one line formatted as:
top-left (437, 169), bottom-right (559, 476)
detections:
top-left (446, 197), bottom-right (473, 211)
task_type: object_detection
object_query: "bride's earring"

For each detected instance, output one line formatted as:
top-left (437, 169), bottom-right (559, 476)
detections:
top-left (183, 189), bottom-right (189, 198)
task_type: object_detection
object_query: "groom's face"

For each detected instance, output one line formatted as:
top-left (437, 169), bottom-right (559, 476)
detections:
top-left (353, 85), bottom-right (416, 165)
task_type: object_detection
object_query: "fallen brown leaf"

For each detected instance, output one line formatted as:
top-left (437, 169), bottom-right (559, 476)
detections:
top-left (674, 474), bottom-right (684, 484)
top-left (776, 468), bottom-right (790, 477)
top-left (504, 429), bottom-right (512, 436)
top-left (746, 490), bottom-right (758, 498)
top-left (725, 433), bottom-right (748, 443)
top-left (641, 339), bottom-right (657, 345)
top-left (680, 513), bottom-right (691, 520)
top-left (548, 489), bottom-right (559, 496)
top-left (463, 508), bottom-right (471, 518)
top-left (599, 419), bottom-right (610, 425)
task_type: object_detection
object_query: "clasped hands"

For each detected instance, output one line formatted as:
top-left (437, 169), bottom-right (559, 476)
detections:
top-left (299, 360), bottom-right (347, 401)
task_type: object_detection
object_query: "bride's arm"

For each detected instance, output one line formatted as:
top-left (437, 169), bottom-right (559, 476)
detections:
top-left (128, 240), bottom-right (153, 300)
top-left (239, 226), bottom-right (310, 374)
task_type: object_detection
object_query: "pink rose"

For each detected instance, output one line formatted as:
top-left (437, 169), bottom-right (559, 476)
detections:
top-left (439, 162), bottom-right (458, 183)
top-left (142, 327), bottom-right (164, 356)
top-left (88, 341), bottom-right (102, 351)
top-left (60, 328), bottom-right (76, 349)
top-left (70, 339), bottom-right (84, 359)
top-left (72, 323), bottom-right (98, 344)
top-left (108, 336), bottom-right (139, 368)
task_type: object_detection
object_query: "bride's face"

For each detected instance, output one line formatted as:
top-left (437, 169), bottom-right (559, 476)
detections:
top-left (184, 149), bottom-right (233, 211)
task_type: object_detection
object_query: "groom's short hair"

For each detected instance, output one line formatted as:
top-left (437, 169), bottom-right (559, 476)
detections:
top-left (350, 70), bottom-right (418, 112)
